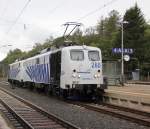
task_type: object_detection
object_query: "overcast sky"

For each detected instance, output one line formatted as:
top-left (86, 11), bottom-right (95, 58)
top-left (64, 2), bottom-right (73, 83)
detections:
top-left (0, 0), bottom-right (150, 61)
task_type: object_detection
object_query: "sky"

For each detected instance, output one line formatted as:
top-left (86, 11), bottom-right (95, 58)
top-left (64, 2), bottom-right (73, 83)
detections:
top-left (0, 0), bottom-right (150, 61)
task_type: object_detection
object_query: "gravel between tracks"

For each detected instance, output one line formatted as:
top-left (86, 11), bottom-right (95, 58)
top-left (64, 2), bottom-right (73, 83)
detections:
top-left (0, 81), bottom-right (149, 129)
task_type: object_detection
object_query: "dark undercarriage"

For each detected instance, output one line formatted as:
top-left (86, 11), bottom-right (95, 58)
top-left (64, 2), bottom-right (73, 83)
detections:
top-left (8, 79), bottom-right (105, 102)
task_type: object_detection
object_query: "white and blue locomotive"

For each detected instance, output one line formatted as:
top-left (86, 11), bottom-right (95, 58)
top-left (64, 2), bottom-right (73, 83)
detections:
top-left (8, 45), bottom-right (107, 99)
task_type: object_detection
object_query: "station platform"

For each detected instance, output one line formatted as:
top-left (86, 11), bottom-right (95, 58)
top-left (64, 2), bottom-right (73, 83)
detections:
top-left (0, 114), bottom-right (11, 129)
top-left (126, 80), bottom-right (150, 85)
top-left (107, 84), bottom-right (150, 94)
top-left (103, 83), bottom-right (150, 112)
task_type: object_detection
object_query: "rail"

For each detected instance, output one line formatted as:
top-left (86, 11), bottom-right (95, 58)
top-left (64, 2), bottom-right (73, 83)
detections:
top-left (67, 101), bottom-right (150, 127)
top-left (0, 87), bottom-right (79, 129)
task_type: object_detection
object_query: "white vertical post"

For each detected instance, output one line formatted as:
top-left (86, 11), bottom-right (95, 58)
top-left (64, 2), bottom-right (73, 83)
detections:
top-left (121, 22), bottom-right (124, 86)
top-left (120, 20), bottom-right (128, 86)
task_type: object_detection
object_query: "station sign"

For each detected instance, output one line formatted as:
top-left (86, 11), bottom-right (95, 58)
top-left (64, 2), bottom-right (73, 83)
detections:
top-left (112, 48), bottom-right (133, 54)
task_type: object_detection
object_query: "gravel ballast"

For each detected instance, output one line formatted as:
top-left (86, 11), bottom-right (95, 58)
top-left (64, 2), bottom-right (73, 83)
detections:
top-left (0, 81), bottom-right (149, 129)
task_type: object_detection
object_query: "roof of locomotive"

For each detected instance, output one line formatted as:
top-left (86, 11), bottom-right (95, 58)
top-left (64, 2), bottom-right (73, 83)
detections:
top-left (62, 45), bottom-right (101, 51)
top-left (9, 45), bottom-right (101, 65)
top-left (21, 45), bottom-right (101, 59)
top-left (9, 60), bottom-right (22, 66)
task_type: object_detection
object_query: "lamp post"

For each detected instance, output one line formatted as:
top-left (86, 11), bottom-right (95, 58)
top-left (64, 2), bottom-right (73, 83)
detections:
top-left (121, 21), bottom-right (128, 86)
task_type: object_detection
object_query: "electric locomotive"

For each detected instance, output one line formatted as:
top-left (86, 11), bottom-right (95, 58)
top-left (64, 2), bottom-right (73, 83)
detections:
top-left (8, 45), bottom-right (107, 99)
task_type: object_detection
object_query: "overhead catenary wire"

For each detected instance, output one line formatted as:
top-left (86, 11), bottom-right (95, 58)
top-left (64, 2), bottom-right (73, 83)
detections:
top-left (0, 17), bottom-right (31, 27)
top-left (1, 0), bottom-right (118, 47)
top-left (48, 0), bottom-right (68, 15)
top-left (77, 0), bottom-right (118, 21)
top-left (62, 0), bottom-right (118, 38)
top-left (6, 0), bottom-right (31, 34)
top-left (2, 0), bottom-right (66, 34)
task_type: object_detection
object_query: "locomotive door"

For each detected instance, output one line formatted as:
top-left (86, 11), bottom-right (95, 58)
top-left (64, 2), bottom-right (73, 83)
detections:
top-left (50, 51), bottom-right (61, 86)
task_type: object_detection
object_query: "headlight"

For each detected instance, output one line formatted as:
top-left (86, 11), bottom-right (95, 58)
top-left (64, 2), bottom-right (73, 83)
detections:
top-left (78, 75), bottom-right (81, 78)
top-left (97, 74), bottom-right (101, 78)
top-left (94, 74), bottom-right (97, 78)
top-left (72, 73), bottom-right (77, 78)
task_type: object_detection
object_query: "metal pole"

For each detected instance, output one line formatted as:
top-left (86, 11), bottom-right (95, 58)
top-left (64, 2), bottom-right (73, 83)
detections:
top-left (121, 22), bottom-right (124, 86)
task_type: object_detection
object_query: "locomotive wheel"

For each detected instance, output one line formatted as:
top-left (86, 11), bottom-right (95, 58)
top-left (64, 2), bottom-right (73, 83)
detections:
top-left (51, 85), bottom-right (57, 96)
top-left (29, 83), bottom-right (34, 91)
top-left (48, 85), bottom-right (53, 96)
top-left (44, 85), bottom-right (50, 95)
top-left (60, 89), bottom-right (68, 99)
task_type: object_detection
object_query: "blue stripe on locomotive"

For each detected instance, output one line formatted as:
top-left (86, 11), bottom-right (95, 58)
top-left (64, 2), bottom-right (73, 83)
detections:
top-left (25, 64), bottom-right (50, 83)
top-left (9, 68), bottom-right (20, 79)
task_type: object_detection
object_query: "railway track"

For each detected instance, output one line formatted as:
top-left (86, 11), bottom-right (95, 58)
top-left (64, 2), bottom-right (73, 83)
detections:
top-left (0, 81), bottom-right (150, 128)
top-left (69, 101), bottom-right (150, 127)
top-left (0, 87), bottom-right (79, 129)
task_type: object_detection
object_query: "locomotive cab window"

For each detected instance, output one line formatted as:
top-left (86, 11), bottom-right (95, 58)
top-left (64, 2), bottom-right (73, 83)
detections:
top-left (70, 50), bottom-right (84, 61)
top-left (88, 51), bottom-right (100, 61)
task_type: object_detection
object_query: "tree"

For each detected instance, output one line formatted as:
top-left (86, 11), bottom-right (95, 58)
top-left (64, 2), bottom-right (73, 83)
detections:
top-left (2, 49), bottom-right (25, 64)
top-left (71, 28), bottom-right (83, 44)
top-left (144, 23), bottom-right (150, 61)
top-left (97, 10), bottom-right (120, 39)
top-left (96, 10), bottom-right (120, 58)
top-left (123, 4), bottom-right (146, 62)
top-left (82, 26), bottom-right (98, 46)
top-left (96, 16), bottom-right (105, 38)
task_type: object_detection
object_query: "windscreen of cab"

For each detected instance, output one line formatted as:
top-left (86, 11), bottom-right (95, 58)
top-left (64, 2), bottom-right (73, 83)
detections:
top-left (88, 51), bottom-right (100, 61)
top-left (70, 50), bottom-right (84, 61)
